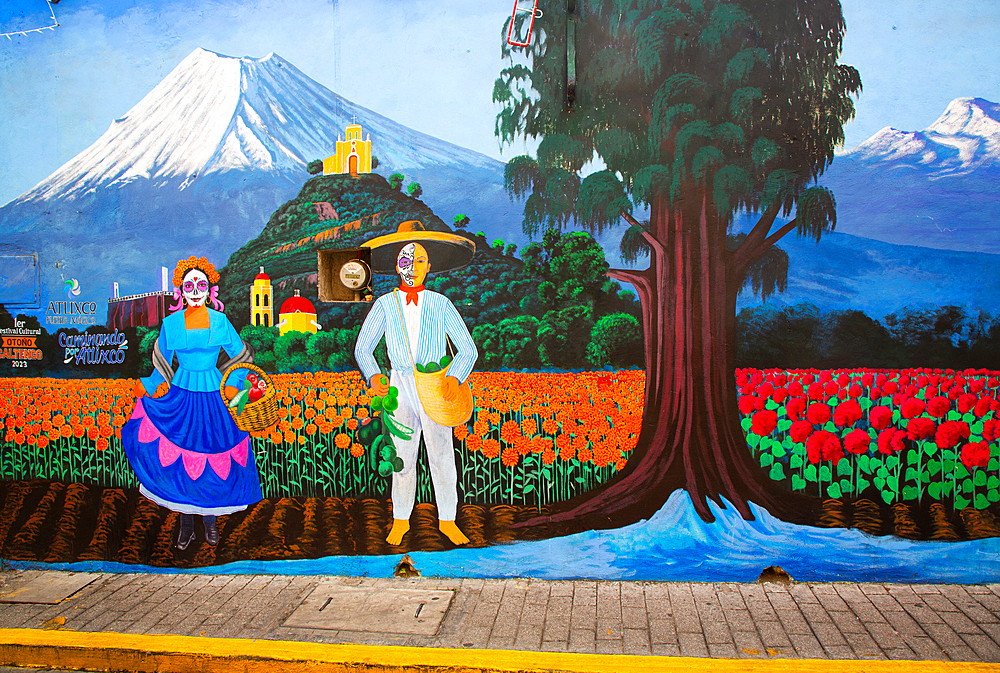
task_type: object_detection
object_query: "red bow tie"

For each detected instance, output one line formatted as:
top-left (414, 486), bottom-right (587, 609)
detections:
top-left (400, 284), bottom-right (424, 306)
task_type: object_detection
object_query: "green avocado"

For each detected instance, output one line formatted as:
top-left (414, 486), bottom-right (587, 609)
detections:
top-left (357, 421), bottom-right (377, 445)
top-left (377, 461), bottom-right (394, 478)
top-left (424, 362), bottom-right (441, 373)
top-left (440, 355), bottom-right (452, 368)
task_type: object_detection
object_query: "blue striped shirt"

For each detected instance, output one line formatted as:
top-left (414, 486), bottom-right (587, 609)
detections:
top-left (354, 289), bottom-right (477, 383)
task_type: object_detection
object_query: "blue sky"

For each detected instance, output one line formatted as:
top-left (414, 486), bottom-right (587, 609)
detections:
top-left (1, 0), bottom-right (999, 206)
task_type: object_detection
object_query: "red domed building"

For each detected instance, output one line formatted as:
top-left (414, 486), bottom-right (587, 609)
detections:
top-left (277, 289), bottom-right (321, 335)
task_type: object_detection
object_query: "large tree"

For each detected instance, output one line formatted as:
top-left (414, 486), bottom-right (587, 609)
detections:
top-left (494, 0), bottom-right (861, 530)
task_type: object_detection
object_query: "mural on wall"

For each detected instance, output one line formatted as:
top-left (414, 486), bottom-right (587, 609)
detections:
top-left (2, 0), bottom-right (1000, 580)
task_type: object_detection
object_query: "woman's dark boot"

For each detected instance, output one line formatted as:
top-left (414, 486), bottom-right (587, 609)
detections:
top-left (204, 515), bottom-right (219, 546)
top-left (177, 513), bottom-right (195, 550)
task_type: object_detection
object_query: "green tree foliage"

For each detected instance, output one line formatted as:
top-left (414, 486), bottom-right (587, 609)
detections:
top-left (537, 306), bottom-right (593, 369)
top-left (736, 303), bottom-right (821, 369)
top-left (495, 0), bottom-right (862, 525)
top-left (467, 229), bottom-right (640, 370)
top-left (306, 159), bottom-right (323, 175)
top-left (453, 213), bottom-right (470, 229)
top-left (239, 324), bottom-right (368, 373)
top-left (389, 173), bottom-right (405, 191)
top-left (520, 230), bottom-right (613, 312)
top-left (406, 182), bottom-right (422, 198)
top-left (884, 306), bottom-right (978, 369)
top-left (735, 303), bottom-right (1000, 371)
top-left (137, 327), bottom-right (158, 367)
top-left (586, 313), bottom-right (643, 369)
top-left (371, 155), bottom-right (380, 169)
top-left (274, 331), bottom-right (312, 372)
top-left (473, 316), bottom-right (542, 370)
top-left (306, 327), bottom-right (362, 371)
top-left (814, 309), bottom-right (895, 368)
top-left (505, 244), bottom-right (518, 257)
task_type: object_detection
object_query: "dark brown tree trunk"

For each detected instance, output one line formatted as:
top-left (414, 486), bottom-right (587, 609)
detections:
top-left (515, 186), bottom-right (818, 535)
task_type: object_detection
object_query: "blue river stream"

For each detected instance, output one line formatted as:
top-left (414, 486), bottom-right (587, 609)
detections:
top-left (11, 490), bottom-right (1000, 583)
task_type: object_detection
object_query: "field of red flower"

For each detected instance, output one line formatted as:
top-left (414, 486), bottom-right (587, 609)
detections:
top-left (738, 368), bottom-right (1000, 511)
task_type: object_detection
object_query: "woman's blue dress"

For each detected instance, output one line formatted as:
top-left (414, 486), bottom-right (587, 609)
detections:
top-left (122, 309), bottom-right (263, 515)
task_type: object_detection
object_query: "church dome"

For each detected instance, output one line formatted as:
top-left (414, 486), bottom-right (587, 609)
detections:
top-left (280, 290), bottom-right (315, 315)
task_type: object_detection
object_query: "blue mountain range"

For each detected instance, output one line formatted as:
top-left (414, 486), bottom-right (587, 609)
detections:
top-left (0, 48), bottom-right (996, 324)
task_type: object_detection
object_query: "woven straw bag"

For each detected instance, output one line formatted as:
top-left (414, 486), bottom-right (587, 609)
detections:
top-left (413, 363), bottom-right (474, 426)
top-left (395, 290), bottom-right (474, 427)
top-left (220, 363), bottom-right (279, 432)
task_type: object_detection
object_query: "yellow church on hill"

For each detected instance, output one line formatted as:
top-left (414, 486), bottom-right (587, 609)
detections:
top-left (323, 121), bottom-right (372, 176)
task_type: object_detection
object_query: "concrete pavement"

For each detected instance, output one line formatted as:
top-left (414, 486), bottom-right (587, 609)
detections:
top-left (2, 569), bottom-right (1000, 671)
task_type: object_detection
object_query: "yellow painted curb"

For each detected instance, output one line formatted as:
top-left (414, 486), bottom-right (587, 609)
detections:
top-left (0, 628), bottom-right (997, 673)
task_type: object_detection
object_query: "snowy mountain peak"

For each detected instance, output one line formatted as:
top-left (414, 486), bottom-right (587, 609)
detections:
top-left (11, 47), bottom-right (497, 206)
top-left (845, 97), bottom-right (1000, 174)
top-left (926, 97), bottom-right (1000, 138)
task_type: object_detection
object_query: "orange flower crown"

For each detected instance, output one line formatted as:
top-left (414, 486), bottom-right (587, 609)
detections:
top-left (172, 256), bottom-right (220, 287)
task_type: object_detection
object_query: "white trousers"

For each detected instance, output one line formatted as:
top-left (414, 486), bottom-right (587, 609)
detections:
top-left (388, 370), bottom-right (458, 520)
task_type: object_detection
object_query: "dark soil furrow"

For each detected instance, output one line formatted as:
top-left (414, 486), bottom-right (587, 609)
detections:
top-left (2, 480), bottom-right (999, 568)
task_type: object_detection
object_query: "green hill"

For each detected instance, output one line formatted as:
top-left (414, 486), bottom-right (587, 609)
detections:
top-left (218, 173), bottom-right (519, 333)
top-left (218, 172), bottom-right (641, 372)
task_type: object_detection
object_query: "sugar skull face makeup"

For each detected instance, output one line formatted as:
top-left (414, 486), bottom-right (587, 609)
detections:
top-left (396, 243), bottom-right (429, 287)
top-left (181, 269), bottom-right (210, 308)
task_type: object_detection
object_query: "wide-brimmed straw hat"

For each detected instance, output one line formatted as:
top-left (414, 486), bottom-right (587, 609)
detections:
top-left (362, 220), bottom-right (475, 274)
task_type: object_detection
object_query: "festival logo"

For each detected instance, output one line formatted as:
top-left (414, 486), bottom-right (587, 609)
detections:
top-left (0, 316), bottom-right (43, 370)
top-left (46, 278), bottom-right (97, 326)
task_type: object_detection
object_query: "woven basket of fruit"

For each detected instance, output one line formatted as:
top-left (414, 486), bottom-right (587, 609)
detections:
top-left (220, 363), bottom-right (279, 432)
top-left (413, 355), bottom-right (473, 427)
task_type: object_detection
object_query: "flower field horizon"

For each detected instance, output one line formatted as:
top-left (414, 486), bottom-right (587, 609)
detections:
top-left (6, 366), bottom-right (1000, 517)
top-left (0, 371), bottom-right (642, 509)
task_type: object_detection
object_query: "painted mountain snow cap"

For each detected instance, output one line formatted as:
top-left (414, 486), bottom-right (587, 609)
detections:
top-left (846, 97), bottom-right (1000, 174)
top-left (14, 47), bottom-right (497, 206)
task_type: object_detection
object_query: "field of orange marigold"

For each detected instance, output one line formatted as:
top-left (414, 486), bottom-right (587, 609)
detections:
top-left (0, 370), bottom-right (642, 507)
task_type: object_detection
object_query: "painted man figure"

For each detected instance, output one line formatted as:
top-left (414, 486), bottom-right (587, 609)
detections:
top-left (354, 222), bottom-right (477, 546)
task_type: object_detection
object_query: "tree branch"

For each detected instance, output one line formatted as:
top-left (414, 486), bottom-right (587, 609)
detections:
top-left (608, 268), bottom-right (649, 285)
top-left (621, 211), bottom-right (642, 228)
top-left (734, 217), bottom-right (798, 272)
top-left (743, 201), bottom-right (782, 248)
top-left (760, 218), bottom-right (798, 251)
top-left (619, 211), bottom-right (666, 260)
top-left (732, 202), bottom-right (782, 271)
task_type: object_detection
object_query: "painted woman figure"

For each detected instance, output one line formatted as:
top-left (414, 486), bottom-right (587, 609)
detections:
top-left (122, 256), bottom-right (262, 550)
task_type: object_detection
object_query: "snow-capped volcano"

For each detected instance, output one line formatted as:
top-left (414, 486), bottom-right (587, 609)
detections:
top-left (843, 97), bottom-right (1000, 177)
top-left (1, 48), bottom-right (517, 316)
top-left (819, 97), bottom-right (1000, 254)
top-left (15, 47), bottom-right (499, 207)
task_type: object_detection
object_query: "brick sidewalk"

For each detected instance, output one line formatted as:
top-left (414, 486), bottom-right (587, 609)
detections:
top-left (2, 571), bottom-right (1000, 663)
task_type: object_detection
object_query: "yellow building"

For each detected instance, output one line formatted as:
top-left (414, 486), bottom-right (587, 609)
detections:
top-left (323, 122), bottom-right (372, 176)
top-left (277, 290), bottom-right (321, 336)
top-left (249, 267), bottom-right (273, 327)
